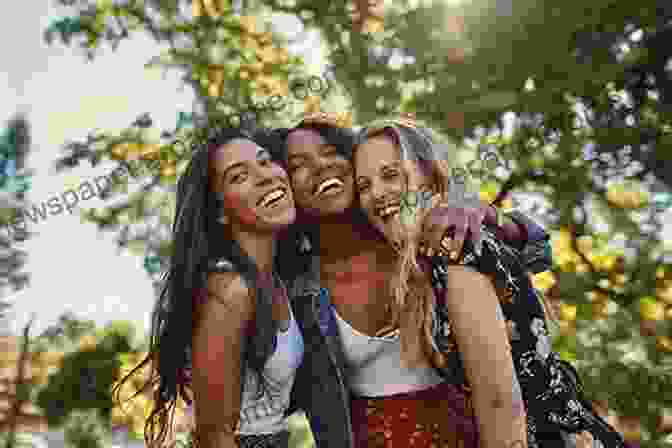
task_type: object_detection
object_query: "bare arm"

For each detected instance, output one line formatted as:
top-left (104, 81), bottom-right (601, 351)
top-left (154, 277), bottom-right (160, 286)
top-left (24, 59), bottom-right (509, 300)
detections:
top-left (441, 266), bottom-right (527, 448)
top-left (191, 272), bottom-right (253, 448)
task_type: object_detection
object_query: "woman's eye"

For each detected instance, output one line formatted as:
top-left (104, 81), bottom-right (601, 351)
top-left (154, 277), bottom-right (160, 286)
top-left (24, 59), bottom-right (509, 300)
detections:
top-left (230, 172), bottom-right (247, 184)
top-left (357, 183), bottom-right (370, 193)
top-left (383, 170), bottom-right (399, 179)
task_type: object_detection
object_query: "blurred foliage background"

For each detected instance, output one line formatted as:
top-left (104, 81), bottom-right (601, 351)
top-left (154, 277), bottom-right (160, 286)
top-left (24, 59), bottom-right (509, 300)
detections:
top-left (0, 114), bottom-right (34, 307)
top-left (2, 0), bottom-right (670, 446)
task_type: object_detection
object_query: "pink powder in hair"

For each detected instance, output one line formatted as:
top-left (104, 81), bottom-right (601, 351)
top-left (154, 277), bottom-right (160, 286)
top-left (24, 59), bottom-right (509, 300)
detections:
top-left (208, 141), bottom-right (227, 160)
top-left (381, 128), bottom-right (400, 146)
top-left (371, 127), bottom-right (434, 179)
top-left (286, 128), bottom-right (324, 148)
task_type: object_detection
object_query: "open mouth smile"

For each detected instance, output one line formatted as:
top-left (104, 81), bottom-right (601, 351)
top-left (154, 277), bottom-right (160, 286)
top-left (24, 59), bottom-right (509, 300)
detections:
top-left (375, 203), bottom-right (401, 222)
top-left (314, 178), bottom-right (345, 197)
top-left (258, 187), bottom-right (288, 208)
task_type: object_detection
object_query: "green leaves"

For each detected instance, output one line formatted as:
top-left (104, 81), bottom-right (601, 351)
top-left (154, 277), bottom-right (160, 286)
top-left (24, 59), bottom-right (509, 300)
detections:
top-left (63, 409), bottom-right (109, 448)
top-left (40, 1), bottom-right (672, 441)
top-left (462, 91), bottom-right (519, 112)
top-left (35, 318), bottom-right (136, 428)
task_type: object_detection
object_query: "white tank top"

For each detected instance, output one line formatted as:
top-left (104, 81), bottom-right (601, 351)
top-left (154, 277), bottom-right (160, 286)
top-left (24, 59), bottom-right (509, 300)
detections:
top-left (237, 304), bottom-right (304, 435)
top-left (334, 309), bottom-right (443, 397)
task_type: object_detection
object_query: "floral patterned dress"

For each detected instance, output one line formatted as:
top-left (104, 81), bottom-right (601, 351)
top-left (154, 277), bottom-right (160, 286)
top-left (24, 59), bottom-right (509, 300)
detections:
top-left (428, 226), bottom-right (626, 448)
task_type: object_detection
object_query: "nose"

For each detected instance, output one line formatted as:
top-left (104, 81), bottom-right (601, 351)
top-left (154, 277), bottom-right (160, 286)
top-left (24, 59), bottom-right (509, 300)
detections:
top-left (252, 164), bottom-right (276, 187)
top-left (315, 153), bottom-right (337, 173)
top-left (370, 179), bottom-right (387, 203)
top-left (255, 175), bottom-right (274, 188)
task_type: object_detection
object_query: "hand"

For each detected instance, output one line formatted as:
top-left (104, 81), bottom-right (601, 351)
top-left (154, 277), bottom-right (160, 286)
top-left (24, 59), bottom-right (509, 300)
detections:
top-left (419, 198), bottom-right (491, 259)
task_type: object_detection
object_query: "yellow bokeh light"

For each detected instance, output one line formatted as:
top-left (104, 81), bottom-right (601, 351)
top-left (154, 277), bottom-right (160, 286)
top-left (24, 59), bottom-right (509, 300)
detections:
top-left (531, 271), bottom-right (556, 293)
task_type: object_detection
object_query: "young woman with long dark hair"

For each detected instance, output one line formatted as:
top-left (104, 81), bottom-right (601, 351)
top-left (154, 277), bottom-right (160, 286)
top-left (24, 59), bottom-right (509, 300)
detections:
top-left (114, 127), bottom-right (307, 448)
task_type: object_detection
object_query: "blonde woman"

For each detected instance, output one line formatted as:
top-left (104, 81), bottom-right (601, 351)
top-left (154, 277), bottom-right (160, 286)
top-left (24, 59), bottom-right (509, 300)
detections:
top-left (351, 117), bottom-right (626, 448)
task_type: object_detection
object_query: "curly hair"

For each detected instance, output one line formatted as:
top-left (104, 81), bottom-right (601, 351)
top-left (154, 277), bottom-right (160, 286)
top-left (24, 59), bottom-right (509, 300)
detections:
top-left (269, 121), bottom-right (378, 283)
top-left (112, 126), bottom-right (286, 448)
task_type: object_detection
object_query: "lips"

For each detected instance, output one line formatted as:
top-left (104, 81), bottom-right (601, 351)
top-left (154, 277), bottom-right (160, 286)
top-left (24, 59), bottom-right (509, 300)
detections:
top-left (258, 187), bottom-right (288, 208)
top-left (314, 177), bottom-right (345, 196)
top-left (376, 202), bottom-right (401, 221)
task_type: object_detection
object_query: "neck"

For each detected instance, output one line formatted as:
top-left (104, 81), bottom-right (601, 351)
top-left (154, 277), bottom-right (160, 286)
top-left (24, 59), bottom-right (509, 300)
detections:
top-left (309, 209), bottom-right (388, 262)
top-left (232, 229), bottom-right (277, 275)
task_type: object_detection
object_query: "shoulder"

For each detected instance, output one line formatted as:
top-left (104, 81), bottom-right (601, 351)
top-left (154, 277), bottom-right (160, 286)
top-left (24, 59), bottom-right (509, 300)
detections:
top-left (441, 264), bottom-right (491, 288)
top-left (452, 228), bottom-right (524, 274)
top-left (201, 258), bottom-right (253, 316)
top-left (190, 271), bottom-right (254, 337)
top-left (207, 272), bottom-right (249, 302)
top-left (433, 229), bottom-right (527, 294)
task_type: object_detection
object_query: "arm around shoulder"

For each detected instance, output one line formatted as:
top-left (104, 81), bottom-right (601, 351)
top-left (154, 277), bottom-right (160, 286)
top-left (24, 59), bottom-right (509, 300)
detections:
top-left (191, 272), bottom-right (254, 448)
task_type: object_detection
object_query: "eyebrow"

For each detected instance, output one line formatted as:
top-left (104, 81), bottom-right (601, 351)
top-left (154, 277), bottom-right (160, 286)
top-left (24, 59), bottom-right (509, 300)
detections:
top-left (221, 148), bottom-right (269, 178)
top-left (288, 143), bottom-right (333, 160)
top-left (356, 161), bottom-right (400, 184)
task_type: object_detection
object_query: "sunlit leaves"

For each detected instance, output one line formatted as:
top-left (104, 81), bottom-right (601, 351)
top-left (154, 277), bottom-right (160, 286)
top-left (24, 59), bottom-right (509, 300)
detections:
top-left (42, 0), bottom-right (672, 443)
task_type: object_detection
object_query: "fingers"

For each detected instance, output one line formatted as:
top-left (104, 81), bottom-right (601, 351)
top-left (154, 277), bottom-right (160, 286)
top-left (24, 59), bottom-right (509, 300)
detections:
top-left (440, 235), bottom-right (458, 261)
top-left (419, 204), bottom-right (467, 259)
top-left (426, 208), bottom-right (450, 258)
top-left (418, 200), bottom-right (492, 260)
top-left (469, 207), bottom-right (486, 256)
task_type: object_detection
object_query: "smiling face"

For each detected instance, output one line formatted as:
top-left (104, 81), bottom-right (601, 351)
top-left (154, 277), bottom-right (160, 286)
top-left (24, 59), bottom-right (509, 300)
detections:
top-left (210, 138), bottom-right (295, 233)
top-left (284, 128), bottom-right (356, 217)
top-left (354, 133), bottom-right (434, 242)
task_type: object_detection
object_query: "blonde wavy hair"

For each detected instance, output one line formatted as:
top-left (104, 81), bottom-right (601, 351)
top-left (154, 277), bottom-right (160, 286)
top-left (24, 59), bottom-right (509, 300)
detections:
top-left (356, 117), bottom-right (464, 368)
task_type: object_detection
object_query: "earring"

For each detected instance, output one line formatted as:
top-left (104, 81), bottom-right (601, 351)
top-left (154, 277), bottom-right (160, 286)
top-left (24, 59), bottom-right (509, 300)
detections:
top-left (298, 234), bottom-right (312, 254)
top-left (218, 215), bottom-right (229, 225)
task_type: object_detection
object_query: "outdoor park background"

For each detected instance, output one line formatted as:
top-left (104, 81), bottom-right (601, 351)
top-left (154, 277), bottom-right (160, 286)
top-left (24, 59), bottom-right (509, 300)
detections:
top-left (1, 0), bottom-right (672, 447)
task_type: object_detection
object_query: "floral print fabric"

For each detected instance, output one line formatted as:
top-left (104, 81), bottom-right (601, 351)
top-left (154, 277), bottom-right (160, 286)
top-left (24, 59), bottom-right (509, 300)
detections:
top-left (428, 226), bottom-right (626, 448)
top-left (350, 382), bottom-right (479, 448)
top-left (238, 432), bottom-right (290, 448)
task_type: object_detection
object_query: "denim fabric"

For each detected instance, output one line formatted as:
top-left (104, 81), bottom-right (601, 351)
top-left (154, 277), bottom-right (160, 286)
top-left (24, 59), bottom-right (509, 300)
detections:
top-left (286, 257), bottom-right (355, 448)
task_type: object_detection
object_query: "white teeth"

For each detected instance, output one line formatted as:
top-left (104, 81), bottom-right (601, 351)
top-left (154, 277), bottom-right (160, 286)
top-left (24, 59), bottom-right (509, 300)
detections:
top-left (378, 205), bottom-right (400, 218)
top-left (262, 189), bottom-right (285, 207)
top-left (316, 178), bottom-right (344, 195)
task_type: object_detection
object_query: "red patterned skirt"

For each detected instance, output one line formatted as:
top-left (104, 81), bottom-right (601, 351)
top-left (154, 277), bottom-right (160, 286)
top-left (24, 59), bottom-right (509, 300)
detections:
top-left (350, 382), bottom-right (479, 448)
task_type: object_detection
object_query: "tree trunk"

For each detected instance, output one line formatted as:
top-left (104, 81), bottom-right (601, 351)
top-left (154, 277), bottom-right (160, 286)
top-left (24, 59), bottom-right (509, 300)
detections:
top-left (5, 315), bottom-right (34, 448)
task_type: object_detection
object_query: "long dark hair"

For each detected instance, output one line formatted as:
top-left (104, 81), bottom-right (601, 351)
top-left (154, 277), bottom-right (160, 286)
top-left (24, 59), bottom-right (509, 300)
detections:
top-left (113, 127), bottom-right (284, 447)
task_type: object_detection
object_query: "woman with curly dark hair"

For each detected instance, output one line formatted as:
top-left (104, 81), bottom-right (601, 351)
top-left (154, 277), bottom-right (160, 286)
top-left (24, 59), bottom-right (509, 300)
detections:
top-left (113, 127), bottom-right (305, 448)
